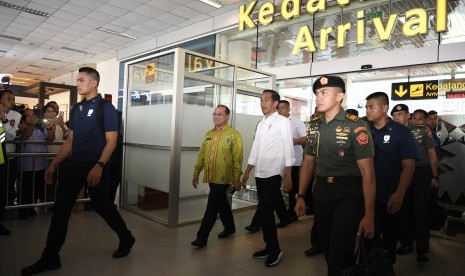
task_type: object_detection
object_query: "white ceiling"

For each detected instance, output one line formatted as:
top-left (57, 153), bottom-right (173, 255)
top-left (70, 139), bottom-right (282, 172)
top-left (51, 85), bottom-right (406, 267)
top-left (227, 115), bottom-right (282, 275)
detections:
top-left (0, 0), bottom-right (242, 86)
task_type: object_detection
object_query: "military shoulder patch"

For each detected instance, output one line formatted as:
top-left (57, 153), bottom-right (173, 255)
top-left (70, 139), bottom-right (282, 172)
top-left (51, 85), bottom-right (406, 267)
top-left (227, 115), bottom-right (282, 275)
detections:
top-left (346, 113), bottom-right (359, 122)
top-left (356, 132), bottom-right (369, 145)
top-left (310, 114), bottom-right (322, 122)
top-left (354, 126), bottom-right (367, 133)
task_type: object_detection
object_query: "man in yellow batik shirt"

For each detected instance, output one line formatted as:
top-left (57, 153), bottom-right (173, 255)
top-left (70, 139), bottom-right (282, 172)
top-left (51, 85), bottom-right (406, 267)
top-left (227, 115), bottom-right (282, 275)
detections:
top-left (191, 105), bottom-right (243, 248)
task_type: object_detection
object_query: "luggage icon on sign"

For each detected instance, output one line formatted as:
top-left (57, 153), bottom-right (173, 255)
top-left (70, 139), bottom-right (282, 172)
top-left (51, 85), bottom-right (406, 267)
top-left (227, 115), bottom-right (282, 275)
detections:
top-left (410, 84), bottom-right (424, 97)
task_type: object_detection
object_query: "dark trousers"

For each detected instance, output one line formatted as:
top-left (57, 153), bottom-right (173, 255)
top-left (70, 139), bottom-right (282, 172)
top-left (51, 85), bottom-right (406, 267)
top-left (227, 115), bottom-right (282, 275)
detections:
top-left (373, 200), bottom-right (402, 263)
top-left (399, 166), bottom-right (432, 253)
top-left (7, 157), bottom-right (17, 205)
top-left (18, 170), bottom-right (45, 216)
top-left (197, 183), bottom-right (235, 241)
top-left (0, 163), bottom-right (6, 222)
top-left (42, 160), bottom-right (131, 260)
top-left (256, 175), bottom-right (282, 253)
top-left (305, 175), bottom-right (315, 215)
top-left (314, 176), bottom-right (363, 276)
top-left (311, 219), bottom-right (321, 248)
top-left (250, 179), bottom-right (289, 228)
top-left (287, 166), bottom-right (300, 218)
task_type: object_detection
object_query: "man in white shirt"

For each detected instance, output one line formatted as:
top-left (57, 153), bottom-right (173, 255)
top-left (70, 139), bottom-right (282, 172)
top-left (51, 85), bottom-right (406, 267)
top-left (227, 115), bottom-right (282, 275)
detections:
top-left (277, 100), bottom-right (307, 221)
top-left (242, 90), bottom-right (295, 267)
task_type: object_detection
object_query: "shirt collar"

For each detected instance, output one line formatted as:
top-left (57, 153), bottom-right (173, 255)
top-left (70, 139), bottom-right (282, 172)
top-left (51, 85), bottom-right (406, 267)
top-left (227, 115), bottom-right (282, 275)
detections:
top-left (82, 94), bottom-right (102, 104)
top-left (264, 111), bottom-right (279, 120)
top-left (370, 117), bottom-right (394, 131)
top-left (320, 108), bottom-right (346, 123)
top-left (212, 124), bottom-right (229, 132)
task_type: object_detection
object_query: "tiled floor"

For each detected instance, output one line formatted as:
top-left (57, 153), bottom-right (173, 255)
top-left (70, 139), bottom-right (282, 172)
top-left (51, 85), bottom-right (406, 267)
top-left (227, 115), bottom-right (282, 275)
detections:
top-left (1, 208), bottom-right (465, 276)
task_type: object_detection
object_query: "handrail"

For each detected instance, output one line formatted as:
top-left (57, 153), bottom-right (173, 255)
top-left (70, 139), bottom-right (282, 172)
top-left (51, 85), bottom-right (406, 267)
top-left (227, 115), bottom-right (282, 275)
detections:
top-left (5, 140), bottom-right (64, 145)
top-left (3, 145), bottom-right (91, 211)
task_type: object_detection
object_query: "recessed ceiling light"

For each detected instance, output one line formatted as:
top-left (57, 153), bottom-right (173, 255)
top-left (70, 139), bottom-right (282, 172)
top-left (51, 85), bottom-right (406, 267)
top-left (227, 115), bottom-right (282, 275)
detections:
top-left (62, 47), bottom-right (96, 56)
top-left (42, 57), bottom-right (65, 62)
top-left (0, 1), bottom-right (50, 17)
top-left (97, 27), bottom-right (137, 40)
top-left (0, 34), bottom-right (22, 41)
top-left (199, 0), bottom-right (222, 9)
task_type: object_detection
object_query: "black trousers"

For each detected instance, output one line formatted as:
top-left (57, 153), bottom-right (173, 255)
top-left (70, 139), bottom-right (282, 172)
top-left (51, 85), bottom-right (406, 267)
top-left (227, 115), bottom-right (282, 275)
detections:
top-left (373, 200), bottom-right (402, 263)
top-left (0, 163), bottom-right (6, 222)
top-left (256, 175), bottom-right (282, 253)
top-left (249, 185), bottom-right (289, 228)
top-left (287, 166), bottom-right (300, 218)
top-left (399, 166), bottom-right (432, 253)
top-left (18, 170), bottom-right (45, 216)
top-left (7, 157), bottom-right (17, 205)
top-left (197, 183), bottom-right (235, 241)
top-left (314, 176), bottom-right (363, 276)
top-left (310, 219), bottom-right (321, 247)
top-left (42, 160), bottom-right (131, 260)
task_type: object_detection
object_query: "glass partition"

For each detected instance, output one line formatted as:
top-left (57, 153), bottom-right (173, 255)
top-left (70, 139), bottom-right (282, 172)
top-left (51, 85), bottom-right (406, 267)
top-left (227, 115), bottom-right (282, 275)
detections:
top-left (122, 49), bottom-right (274, 225)
top-left (123, 52), bottom-right (175, 223)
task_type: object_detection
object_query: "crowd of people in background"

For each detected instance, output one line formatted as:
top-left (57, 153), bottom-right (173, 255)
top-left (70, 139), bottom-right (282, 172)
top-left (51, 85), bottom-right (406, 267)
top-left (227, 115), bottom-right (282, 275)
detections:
top-left (1, 88), bottom-right (70, 236)
top-left (1, 72), bottom-right (444, 275)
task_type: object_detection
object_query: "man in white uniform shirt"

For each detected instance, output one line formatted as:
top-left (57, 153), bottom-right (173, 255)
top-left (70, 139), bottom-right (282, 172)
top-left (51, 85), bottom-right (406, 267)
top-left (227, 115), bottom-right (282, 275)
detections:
top-left (277, 100), bottom-right (307, 221)
top-left (242, 90), bottom-right (295, 267)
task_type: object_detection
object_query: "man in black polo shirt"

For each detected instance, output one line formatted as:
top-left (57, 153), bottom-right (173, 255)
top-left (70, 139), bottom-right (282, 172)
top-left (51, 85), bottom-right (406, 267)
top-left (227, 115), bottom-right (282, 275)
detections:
top-left (21, 67), bottom-right (135, 276)
top-left (365, 92), bottom-right (417, 264)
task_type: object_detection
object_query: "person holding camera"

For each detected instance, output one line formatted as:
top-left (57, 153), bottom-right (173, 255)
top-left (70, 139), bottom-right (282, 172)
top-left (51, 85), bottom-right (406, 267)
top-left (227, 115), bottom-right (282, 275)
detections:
top-left (16, 109), bottom-right (54, 219)
top-left (41, 102), bottom-right (67, 153)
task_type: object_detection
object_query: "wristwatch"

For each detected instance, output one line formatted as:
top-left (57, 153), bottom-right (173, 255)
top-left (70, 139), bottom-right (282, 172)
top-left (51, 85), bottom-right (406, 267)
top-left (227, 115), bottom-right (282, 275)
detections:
top-left (295, 194), bottom-right (305, 199)
top-left (96, 161), bottom-right (105, 168)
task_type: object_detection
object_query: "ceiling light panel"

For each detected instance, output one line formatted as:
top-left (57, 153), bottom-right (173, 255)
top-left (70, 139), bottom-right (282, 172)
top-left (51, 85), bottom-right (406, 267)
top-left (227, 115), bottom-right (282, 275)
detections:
top-left (97, 27), bottom-right (137, 40)
top-left (199, 0), bottom-right (222, 9)
top-left (0, 34), bottom-right (22, 41)
top-left (62, 46), bottom-right (96, 56)
top-left (0, 1), bottom-right (51, 17)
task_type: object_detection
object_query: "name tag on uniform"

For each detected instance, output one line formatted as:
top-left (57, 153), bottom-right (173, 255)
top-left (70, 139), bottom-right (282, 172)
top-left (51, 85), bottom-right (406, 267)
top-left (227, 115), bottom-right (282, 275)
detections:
top-left (87, 109), bottom-right (94, 117)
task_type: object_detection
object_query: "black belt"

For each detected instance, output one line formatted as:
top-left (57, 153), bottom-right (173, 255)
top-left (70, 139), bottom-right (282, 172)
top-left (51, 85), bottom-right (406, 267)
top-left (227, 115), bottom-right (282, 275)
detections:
top-left (317, 176), bottom-right (361, 184)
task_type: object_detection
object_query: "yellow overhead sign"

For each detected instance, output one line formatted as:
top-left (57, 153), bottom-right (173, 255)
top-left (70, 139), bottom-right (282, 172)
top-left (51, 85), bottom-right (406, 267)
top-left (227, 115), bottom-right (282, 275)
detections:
top-left (391, 80), bottom-right (439, 101)
top-left (238, 0), bottom-right (448, 55)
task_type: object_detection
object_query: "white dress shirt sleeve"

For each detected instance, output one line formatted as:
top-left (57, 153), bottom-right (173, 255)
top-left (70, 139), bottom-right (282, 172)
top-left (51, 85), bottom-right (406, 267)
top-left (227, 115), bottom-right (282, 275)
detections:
top-left (282, 118), bottom-right (295, 167)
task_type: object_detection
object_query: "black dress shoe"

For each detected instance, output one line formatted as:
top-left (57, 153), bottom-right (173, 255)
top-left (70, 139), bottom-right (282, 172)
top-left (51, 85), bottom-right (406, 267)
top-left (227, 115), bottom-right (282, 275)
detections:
top-left (218, 230), bottom-right (235, 238)
top-left (0, 224), bottom-right (11, 235)
top-left (191, 238), bottom-right (207, 248)
top-left (396, 245), bottom-right (413, 255)
top-left (112, 235), bottom-right (135, 258)
top-left (245, 225), bottom-right (260, 233)
top-left (21, 258), bottom-right (61, 275)
top-left (304, 246), bottom-right (323, 257)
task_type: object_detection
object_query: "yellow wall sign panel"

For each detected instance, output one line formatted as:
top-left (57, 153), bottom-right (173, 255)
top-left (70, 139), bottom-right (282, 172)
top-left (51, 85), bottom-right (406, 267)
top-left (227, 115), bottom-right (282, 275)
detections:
top-left (391, 80), bottom-right (439, 101)
top-left (409, 84), bottom-right (424, 97)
